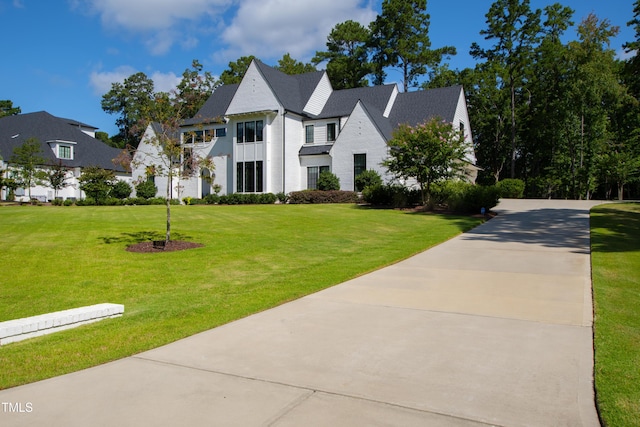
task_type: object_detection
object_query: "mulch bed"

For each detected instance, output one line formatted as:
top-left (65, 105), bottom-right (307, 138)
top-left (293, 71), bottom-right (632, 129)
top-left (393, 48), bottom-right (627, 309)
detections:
top-left (126, 240), bottom-right (204, 253)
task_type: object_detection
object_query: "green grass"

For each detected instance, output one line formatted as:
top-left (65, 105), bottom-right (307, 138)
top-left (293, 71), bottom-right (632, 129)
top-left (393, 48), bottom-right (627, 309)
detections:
top-left (0, 204), bottom-right (481, 390)
top-left (591, 203), bottom-right (640, 427)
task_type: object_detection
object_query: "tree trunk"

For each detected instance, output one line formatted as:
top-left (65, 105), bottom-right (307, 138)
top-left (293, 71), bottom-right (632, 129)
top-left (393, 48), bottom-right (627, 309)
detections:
top-left (618, 182), bottom-right (624, 201)
top-left (166, 173), bottom-right (172, 243)
top-left (510, 81), bottom-right (517, 179)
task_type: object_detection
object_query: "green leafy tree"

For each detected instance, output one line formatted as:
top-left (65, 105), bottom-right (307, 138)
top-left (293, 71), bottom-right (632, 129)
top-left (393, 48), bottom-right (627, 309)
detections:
top-left (370, 0), bottom-right (456, 91)
top-left (135, 179), bottom-right (157, 199)
top-left (623, 0), bottom-right (640, 98)
top-left (384, 117), bottom-right (468, 204)
top-left (111, 180), bottom-right (132, 199)
top-left (276, 53), bottom-right (316, 75)
top-left (219, 56), bottom-right (257, 85)
top-left (78, 166), bottom-right (115, 203)
top-left (471, 0), bottom-right (542, 178)
top-left (101, 72), bottom-right (156, 148)
top-left (46, 161), bottom-right (70, 200)
top-left (10, 138), bottom-right (46, 199)
top-left (0, 100), bottom-right (21, 118)
top-left (313, 20), bottom-right (372, 89)
top-left (174, 59), bottom-right (220, 119)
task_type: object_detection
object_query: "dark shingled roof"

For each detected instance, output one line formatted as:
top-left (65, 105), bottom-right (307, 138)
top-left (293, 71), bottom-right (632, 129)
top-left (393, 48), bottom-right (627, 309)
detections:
top-left (389, 85), bottom-right (462, 128)
top-left (0, 111), bottom-right (126, 171)
top-left (255, 60), bottom-right (325, 114)
top-left (183, 84), bottom-right (239, 126)
top-left (315, 85), bottom-right (396, 119)
top-left (299, 144), bottom-right (333, 156)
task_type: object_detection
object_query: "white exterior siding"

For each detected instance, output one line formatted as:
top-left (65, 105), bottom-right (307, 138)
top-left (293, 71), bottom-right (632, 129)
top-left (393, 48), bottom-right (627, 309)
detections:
top-left (303, 74), bottom-right (333, 116)
top-left (282, 113), bottom-right (305, 193)
top-left (330, 102), bottom-right (392, 191)
top-left (227, 63), bottom-right (280, 115)
top-left (300, 154), bottom-right (332, 189)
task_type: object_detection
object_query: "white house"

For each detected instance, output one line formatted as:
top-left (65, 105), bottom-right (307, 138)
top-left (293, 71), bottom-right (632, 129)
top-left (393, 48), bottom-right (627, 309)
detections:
top-left (0, 111), bottom-right (130, 201)
top-left (132, 59), bottom-right (477, 199)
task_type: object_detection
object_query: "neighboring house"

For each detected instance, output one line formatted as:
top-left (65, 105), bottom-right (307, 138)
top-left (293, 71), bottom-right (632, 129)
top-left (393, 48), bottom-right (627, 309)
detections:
top-left (0, 111), bottom-right (130, 201)
top-left (132, 59), bottom-right (478, 199)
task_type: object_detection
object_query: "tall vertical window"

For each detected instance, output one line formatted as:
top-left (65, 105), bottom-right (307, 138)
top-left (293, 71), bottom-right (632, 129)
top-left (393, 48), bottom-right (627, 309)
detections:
top-left (353, 154), bottom-right (366, 190)
top-left (307, 166), bottom-right (330, 190)
top-left (237, 122), bottom-right (244, 143)
top-left (305, 125), bottom-right (314, 143)
top-left (236, 161), bottom-right (264, 192)
top-left (327, 123), bottom-right (337, 142)
top-left (256, 120), bottom-right (264, 141)
top-left (245, 121), bottom-right (256, 142)
top-left (183, 148), bottom-right (193, 174)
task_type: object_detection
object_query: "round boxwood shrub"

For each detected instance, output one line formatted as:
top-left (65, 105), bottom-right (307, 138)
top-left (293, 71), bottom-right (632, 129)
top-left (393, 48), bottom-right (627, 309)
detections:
top-left (111, 180), bottom-right (132, 199)
top-left (317, 171), bottom-right (340, 191)
top-left (135, 180), bottom-right (157, 199)
top-left (355, 170), bottom-right (382, 192)
top-left (496, 178), bottom-right (525, 199)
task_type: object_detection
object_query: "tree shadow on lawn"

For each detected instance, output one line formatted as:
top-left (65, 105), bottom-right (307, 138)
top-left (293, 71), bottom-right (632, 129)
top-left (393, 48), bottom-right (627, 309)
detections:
top-left (100, 230), bottom-right (195, 246)
top-left (591, 205), bottom-right (640, 253)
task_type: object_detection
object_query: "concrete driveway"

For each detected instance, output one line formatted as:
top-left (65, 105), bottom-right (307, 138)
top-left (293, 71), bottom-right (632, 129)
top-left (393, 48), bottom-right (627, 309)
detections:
top-left (0, 199), bottom-right (604, 426)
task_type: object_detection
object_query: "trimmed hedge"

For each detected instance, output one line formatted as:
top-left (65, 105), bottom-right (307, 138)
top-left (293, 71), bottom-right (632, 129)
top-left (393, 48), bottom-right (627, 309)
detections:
top-left (361, 184), bottom-right (421, 208)
top-left (218, 193), bottom-right (278, 205)
top-left (288, 190), bottom-right (359, 204)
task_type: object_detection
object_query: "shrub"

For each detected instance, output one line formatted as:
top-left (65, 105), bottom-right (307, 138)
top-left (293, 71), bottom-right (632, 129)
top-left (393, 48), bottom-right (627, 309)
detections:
top-left (275, 192), bottom-right (289, 204)
top-left (111, 180), bottom-right (132, 199)
top-left (218, 193), bottom-right (278, 205)
top-left (52, 198), bottom-right (63, 206)
top-left (63, 199), bottom-right (74, 206)
top-left (288, 190), bottom-right (359, 204)
top-left (204, 194), bottom-right (220, 204)
top-left (76, 197), bottom-right (96, 206)
top-left (444, 182), bottom-right (499, 213)
top-left (355, 170), bottom-right (383, 192)
top-left (496, 178), bottom-right (525, 199)
top-left (135, 180), bottom-right (157, 199)
top-left (362, 184), bottom-right (420, 208)
top-left (317, 171), bottom-right (340, 191)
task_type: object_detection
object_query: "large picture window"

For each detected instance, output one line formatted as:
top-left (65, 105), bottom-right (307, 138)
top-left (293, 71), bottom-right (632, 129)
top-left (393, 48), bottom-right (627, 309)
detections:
top-left (236, 120), bottom-right (264, 143)
top-left (307, 166), bottom-right (330, 190)
top-left (236, 161), bottom-right (264, 193)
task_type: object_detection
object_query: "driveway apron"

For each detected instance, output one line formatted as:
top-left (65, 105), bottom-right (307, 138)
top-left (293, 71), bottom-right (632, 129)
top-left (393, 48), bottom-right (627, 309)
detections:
top-left (0, 199), bottom-right (603, 426)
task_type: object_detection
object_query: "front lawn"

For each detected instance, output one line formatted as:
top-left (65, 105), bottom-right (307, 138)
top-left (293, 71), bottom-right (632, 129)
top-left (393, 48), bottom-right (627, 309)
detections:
top-left (591, 203), bottom-right (640, 427)
top-left (0, 204), bottom-right (481, 390)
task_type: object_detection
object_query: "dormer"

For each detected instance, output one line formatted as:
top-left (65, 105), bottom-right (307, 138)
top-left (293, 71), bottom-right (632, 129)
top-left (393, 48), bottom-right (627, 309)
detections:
top-left (303, 73), bottom-right (333, 116)
top-left (48, 140), bottom-right (77, 160)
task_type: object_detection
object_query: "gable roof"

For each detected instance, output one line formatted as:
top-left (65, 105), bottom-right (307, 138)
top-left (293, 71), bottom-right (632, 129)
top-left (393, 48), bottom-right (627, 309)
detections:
top-left (183, 83), bottom-right (239, 126)
top-left (0, 111), bottom-right (126, 171)
top-left (254, 60), bottom-right (325, 114)
top-left (315, 84), bottom-right (396, 119)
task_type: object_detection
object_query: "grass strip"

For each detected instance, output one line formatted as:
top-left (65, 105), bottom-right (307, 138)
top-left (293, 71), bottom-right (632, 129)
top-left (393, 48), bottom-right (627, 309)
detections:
top-left (591, 203), bottom-right (640, 427)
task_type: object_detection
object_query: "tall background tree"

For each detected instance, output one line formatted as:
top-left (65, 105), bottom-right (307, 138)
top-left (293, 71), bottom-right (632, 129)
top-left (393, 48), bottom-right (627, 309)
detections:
top-left (313, 20), bottom-right (372, 89)
top-left (370, 0), bottom-right (456, 91)
top-left (219, 56), bottom-right (257, 85)
top-left (276, 53), bottom-right (317, 75)
top-left (0, 100), bottom-right (21, 118)
top-left (470, 0), bottom-right (542, 179)
top-left (174, 59), bottom-right (220, 119)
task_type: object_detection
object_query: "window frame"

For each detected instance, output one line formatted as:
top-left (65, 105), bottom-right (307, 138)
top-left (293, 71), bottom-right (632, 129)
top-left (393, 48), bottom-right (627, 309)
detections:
top-left (305, 125), bottom-right (314, 144)
top-left (327, 123), bottom-right (337, 142)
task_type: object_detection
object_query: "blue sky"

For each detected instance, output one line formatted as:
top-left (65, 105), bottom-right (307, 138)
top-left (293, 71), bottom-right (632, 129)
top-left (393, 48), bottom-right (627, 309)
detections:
top-left (1, 0), bottom-right (636, 137)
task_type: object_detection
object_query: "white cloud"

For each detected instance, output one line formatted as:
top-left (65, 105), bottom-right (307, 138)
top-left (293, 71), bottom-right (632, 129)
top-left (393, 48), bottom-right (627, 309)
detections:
top-left (617, 48), bottom-right (637, 61)
top-left (89, 66), bottom-right (180, 95)
top-left (221, 0), bottom-right (377, 62)
top-left (71, 0), bottom-right (231, 55)
top-left (89, 65), bottom-right (137, 95)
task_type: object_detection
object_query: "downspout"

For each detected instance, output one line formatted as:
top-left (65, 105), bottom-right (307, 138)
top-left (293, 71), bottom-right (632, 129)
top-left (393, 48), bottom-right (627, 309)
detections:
top-left (282, 110), bottom-right (287, 194)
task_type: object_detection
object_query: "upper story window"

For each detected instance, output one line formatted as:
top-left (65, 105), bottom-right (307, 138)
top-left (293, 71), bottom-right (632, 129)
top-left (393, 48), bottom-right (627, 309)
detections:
top-left (183, 130), bottom-right (205, 144)
top-left (327, 123), bottom-right (337, 142)
top-left (237, 120), bottom-right (264, 143)
top-left (305, 125), bottom-right (314, 144)
top-left (215, 127), bottom-right (227, 138)
top-left (58, 145), bottom-right (72, 159)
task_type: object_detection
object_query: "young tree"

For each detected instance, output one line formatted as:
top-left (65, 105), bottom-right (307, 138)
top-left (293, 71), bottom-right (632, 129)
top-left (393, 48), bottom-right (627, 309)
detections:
top-left (10, 138), bottom-right (46, 199)
top-left (134, 98), bottom-right (215, 245)
top-left (370, 0), bottom-right (456, 91)
top-left (313, 20), bottom-right (372, 89)
top-left (384, 117), bottom-right (469, 204)
top-left (46, 161), bottom-right (70, 200)
top-left (101, 72), bottom-right (157, 148)
top-left (0, 100), bottom-right (21, 118)
top-left (276, 53), bottom-right (316, 75)
top-left (78, 166), bottom-right (115, 203)
top-left (471, 0), bottom-right (542, 179)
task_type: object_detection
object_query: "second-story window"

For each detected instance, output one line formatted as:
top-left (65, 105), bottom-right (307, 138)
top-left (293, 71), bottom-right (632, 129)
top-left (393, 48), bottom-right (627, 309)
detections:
top-left (58, 145), bottom-right (72, 159)
top-left (237, 120), bottom-right (264, 143)
top-left (305, 125), bottom-right (314, 143)
top-left (327, 123), bottom-right (337, 142)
